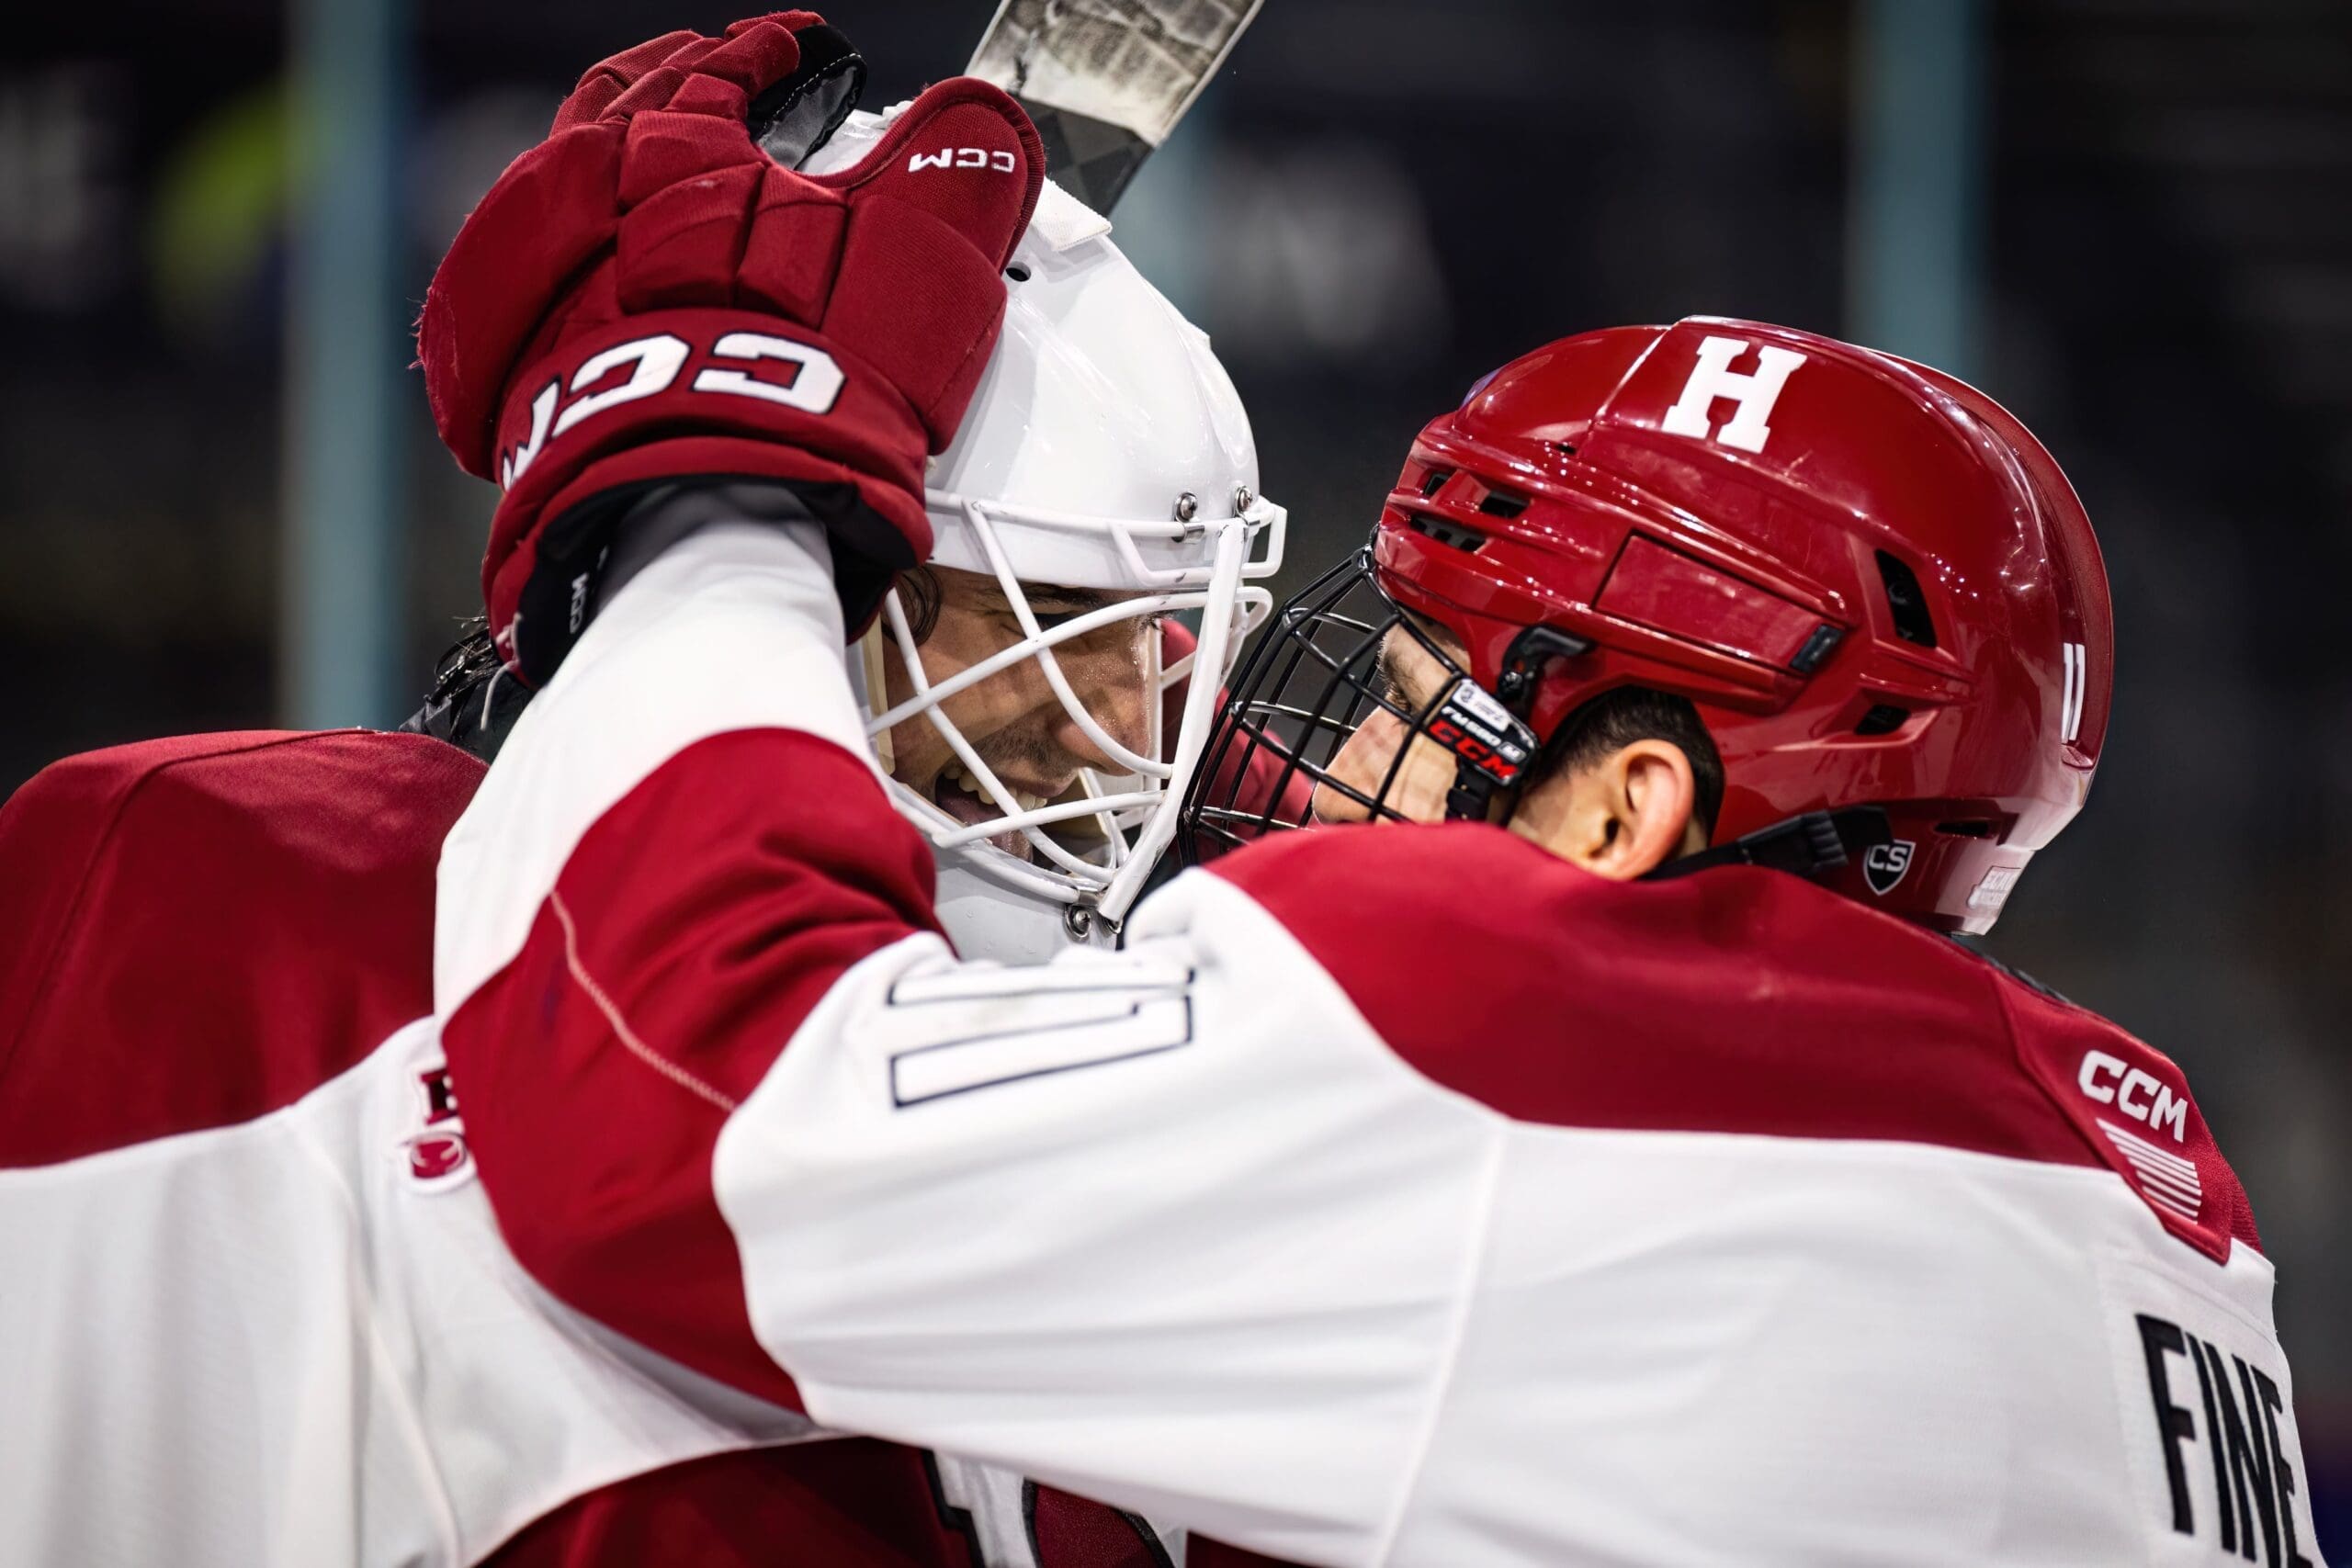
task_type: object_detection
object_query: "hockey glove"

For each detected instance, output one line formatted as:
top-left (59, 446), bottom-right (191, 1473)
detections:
top-left (420, 12), bottom-right (1044, 683)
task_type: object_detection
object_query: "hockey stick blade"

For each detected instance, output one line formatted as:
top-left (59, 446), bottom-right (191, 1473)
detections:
top-left (967, 0), bottom-right (1265, 214)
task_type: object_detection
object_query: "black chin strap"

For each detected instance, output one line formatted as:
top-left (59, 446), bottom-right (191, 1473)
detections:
top-left (1442, 624), bottom-right (1594, 823)
top-left (1645, 806), bottom-right (1893, 884)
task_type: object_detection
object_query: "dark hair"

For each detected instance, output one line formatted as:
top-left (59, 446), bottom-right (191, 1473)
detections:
top-left (896, 565), bottom-right (944, 642)
top-left (1531, 685), bottom-right (1724, 838)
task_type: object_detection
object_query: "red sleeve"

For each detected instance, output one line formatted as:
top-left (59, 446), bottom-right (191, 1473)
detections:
top-left (1212, 821), bottom-right (2264, 1260)
top-left (1214, 823), bottom-right (2098, 1158)
top-left (0, 730), bottom-right (481, 1167)
top-left (441, 728), bottom-right (939, 1409)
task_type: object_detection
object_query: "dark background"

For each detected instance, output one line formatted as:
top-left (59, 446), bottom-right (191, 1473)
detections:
top-left (4, 0), bottom-right (2346, 1545)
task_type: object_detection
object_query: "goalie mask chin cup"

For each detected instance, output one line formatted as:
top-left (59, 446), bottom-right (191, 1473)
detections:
top-left (1184, 317), bottom-right (2111, 936)
top-left (807, 111), bottom-right (1286, 929)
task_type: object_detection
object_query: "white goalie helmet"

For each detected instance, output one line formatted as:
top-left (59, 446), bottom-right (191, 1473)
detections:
top-left (803, 109), bottom-right (1285, 959)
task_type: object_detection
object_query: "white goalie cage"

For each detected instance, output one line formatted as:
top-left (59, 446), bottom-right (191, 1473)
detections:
top-left (812, 108), bottom-right (1286, 927)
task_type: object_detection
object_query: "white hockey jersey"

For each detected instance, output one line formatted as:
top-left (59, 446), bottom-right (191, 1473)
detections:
top-left (431, 515), bottom-right (2326, 1568)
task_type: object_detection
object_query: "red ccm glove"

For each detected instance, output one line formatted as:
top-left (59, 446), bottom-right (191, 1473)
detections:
top-left (421, 13), bottom-right (1044, 683)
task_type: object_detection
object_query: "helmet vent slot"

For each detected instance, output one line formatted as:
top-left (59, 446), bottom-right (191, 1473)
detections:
top-left (1477, 487), bottom-right (1529, 519)
top-left (1419, 467), bottom-right (1454, 498)
top-left (1935, 819), bottom-right (1993, 838)
top-left (1854, 704), bottom-right (1909, 737)
top-left (1875, 550), bottom-right (1939, 649)
top-left (1408, 515), bottom-right (1487, 553)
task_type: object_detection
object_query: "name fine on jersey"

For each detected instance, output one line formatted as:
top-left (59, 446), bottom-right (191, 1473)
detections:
top-left (2135, 1312), bottom-right (2315, 1565)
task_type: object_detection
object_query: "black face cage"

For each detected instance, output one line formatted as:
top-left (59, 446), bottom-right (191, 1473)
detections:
top-left (1177, 545), bottom-right (1892, 885)
top-left (1178, 548), bottom-right (1553, 863)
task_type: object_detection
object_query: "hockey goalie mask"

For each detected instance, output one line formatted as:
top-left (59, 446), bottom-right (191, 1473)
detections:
top-left (803, 111), bottom-right (1284, 932)
top-left (1183, 318), bottom-right (2111, 935)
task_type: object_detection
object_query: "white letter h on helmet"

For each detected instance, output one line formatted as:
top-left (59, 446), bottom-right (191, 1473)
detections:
top-left (1660, 334), bottom-right (1807, 455)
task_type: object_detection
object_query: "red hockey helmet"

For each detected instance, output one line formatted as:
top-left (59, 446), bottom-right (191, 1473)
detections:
top-left (1182, 318), bottom-right (2112, 933)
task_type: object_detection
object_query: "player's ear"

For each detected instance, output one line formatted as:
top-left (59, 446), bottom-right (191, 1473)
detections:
top-left (1514, 738), bottom-right (1702, 880)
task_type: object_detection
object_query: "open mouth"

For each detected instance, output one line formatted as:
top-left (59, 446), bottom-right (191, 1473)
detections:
top-left (932, 764), bottom-right (1052, 860)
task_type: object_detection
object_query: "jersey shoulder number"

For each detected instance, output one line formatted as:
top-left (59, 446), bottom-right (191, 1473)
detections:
top-left (878, 953), bottom-right (1195, 1107)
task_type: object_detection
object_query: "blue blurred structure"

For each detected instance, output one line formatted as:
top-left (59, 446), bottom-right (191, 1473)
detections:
top-left (1848, 0), bottom-right (1984, 381)
top-left (279, 0), bottom-right (407, 728)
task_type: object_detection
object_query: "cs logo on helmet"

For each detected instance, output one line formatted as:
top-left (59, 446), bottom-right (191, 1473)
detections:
top-left (1862, 839), bottom-right (1916, 897)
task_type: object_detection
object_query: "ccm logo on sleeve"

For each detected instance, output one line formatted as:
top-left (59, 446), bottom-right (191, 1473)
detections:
top-left (500, 332), bottom-right (844, 489)
top-left (2135, 1314), bottom-right (2315, 1565)
top-left (2080, 1047), bottom-right (2191, 1141)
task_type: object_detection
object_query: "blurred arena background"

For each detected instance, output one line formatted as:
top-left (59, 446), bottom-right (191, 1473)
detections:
top-left (3, 0), bottom-right (2345, 1545)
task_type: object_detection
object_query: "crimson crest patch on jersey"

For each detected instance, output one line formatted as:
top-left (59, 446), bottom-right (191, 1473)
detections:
top-left (403, 1064), bottom-right (474, 1188)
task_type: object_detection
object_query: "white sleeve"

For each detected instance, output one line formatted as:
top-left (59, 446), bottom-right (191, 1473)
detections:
top-left (714, 874), bottom-right (1506, 1566)
top-left (434, 509), bottom-right (873, 1013)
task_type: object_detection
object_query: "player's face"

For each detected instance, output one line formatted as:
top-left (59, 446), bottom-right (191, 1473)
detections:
top-left (880, 566), bottom-right (1155, 859)
top-left (1313, 619), bottom-right (1471, 825)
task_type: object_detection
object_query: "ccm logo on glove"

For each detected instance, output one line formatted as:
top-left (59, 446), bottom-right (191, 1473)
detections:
top-left (500, 331), bottom-right (844, 490)
top-left (908, 146), bottom-right (1021, 173)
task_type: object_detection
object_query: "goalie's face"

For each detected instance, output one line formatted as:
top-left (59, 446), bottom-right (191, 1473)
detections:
top-left (877, 566), bottom-right (1157, 861)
